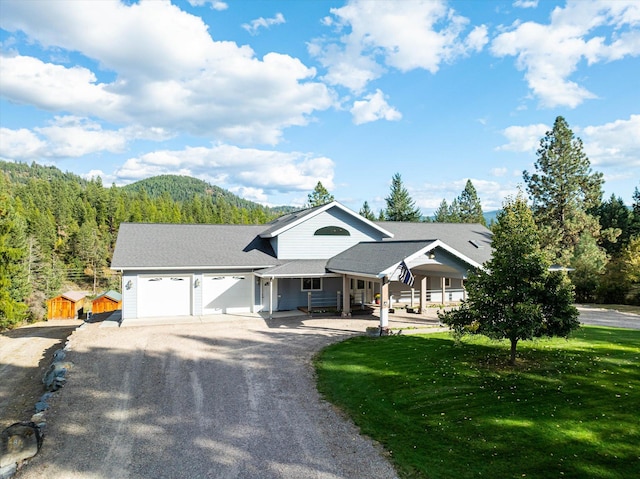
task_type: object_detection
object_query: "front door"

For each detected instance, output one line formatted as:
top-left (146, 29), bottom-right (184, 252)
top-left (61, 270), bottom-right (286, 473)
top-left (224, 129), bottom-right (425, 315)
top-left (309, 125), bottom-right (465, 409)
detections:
top-left (262, 278), bottom-right (278, 312)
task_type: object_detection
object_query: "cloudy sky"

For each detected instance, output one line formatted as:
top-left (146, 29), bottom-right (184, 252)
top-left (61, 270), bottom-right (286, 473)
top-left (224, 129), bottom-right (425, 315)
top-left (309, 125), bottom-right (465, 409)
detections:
top-left (1, 0), bottom-right (638, 214)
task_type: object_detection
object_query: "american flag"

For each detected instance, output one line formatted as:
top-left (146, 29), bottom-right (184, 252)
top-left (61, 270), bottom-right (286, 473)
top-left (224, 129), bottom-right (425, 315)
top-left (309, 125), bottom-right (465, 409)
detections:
top-left (398, 260), bottom-right (414, 287)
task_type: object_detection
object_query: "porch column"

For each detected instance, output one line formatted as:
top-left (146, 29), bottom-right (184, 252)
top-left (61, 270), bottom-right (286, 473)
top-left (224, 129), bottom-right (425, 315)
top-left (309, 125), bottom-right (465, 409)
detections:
top-left (419, 275), bottom-right (427, 313)
top-left (269, 277), bottom-right (273, 319)
top-left (342, 275), bottom-right (351, 317)
top-left (380, 277), bottom-right (389, 328)
top-left (441, 276), bottom-right (446, 305)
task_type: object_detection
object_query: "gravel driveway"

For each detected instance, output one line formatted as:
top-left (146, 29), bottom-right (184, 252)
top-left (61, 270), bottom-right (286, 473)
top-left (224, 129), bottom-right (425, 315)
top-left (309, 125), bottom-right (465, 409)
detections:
top-left (16, 315), bottom-right (406, 479)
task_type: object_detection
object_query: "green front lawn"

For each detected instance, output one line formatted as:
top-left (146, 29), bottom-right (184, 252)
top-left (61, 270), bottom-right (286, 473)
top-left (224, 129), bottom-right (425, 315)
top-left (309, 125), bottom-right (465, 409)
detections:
top-left (314, 327), bottom-right (640, 479)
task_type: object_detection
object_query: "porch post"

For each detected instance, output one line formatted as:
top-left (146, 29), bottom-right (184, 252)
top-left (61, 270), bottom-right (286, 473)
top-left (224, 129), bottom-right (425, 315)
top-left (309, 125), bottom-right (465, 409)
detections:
top-left (419, 276), bottom-right (427, 313)
top-left (380, 276), bottom-right (389, 328)
top-left (269, 277), bottom-right (273, 319)
top-left (441, 276), bottom-right (446, 305)
top-left (342, 275), bottom-right (351, 317)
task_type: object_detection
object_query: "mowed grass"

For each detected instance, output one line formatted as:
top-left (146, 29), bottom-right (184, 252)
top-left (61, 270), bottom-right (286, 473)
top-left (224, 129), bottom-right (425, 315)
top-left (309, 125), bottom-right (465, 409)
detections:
top-left (314, 327), bottom-right (640, 479)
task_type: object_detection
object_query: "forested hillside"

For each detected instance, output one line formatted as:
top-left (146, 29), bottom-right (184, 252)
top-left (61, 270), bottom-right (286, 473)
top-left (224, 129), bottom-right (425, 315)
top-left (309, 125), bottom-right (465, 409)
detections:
top-left (0, 161), bottom-right (290, 327)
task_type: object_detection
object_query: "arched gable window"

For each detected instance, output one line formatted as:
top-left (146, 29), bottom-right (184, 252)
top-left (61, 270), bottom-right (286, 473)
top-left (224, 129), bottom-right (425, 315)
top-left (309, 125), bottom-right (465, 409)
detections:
top-left (314, 226), bottom-right (350, 236)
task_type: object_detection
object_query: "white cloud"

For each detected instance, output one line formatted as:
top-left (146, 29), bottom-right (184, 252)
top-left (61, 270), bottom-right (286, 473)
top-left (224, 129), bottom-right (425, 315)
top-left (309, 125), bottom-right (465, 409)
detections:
top-left (491, 0), bottom-right (640, 108)
top-left (187, 0), bottom-right (228, 10)
top-left (0, 1), bottom-right (333, 145)
top-left (350, 89), bottom-right (402, 125)
top-left (242, 13), bottom-right (285, 36)
top-left (514, 0), bottom-right (539, 8)
top-left (491, 167), bottom-right (508, 177)
top-left (0, 116), bottom-right (152, 161)
top-left (496, 123), bottom-right (549, 152)
top-left (581, 114), bottom-right (640, 168)
top-left (0, 127), bottom-right (46, 160)
top-left (415, 178), bottom-right (518, 212)
top-left (114, 144), bottom-right (335, 197)
top-left (311, 0), bottom-right (488, 92)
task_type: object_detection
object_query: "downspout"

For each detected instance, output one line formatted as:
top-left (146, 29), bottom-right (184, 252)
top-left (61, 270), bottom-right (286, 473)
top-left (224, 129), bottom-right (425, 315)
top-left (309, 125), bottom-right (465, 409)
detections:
top-left (269, 276), bottom-right (274, 320)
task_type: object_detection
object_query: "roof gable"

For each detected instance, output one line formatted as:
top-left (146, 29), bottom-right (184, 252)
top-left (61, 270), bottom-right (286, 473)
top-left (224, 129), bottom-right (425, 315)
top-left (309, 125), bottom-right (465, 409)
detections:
top-left (260, 201), bottom-right (393, 239)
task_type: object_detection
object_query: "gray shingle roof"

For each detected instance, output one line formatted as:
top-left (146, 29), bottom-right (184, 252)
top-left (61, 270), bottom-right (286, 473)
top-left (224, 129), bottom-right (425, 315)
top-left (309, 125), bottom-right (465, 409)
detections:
top-left (111, 223), bottom-right (277, 269)
top-left (111, 216), bottom-right (493, 273)
top-left (256, 259), bottom-right (331, 277)
top-left (378, 222), bottom-right (493, 265)
top-left (327, 240), bottom-right (436, 276)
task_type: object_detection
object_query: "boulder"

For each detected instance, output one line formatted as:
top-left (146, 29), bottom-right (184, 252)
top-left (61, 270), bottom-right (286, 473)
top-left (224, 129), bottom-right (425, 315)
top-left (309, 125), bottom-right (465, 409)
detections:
top-left (0, 422), bottom-right (42, 468)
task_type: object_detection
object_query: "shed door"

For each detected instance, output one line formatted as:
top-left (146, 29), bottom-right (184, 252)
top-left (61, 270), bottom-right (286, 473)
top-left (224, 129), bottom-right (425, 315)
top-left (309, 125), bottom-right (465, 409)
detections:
top-left (203, 275), bottom-right (252, 314)
top-left (138, 276), bottom-right (191, 318)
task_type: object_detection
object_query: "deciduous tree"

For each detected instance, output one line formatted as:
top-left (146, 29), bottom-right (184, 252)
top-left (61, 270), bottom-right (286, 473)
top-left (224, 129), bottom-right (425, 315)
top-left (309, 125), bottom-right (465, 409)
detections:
top-left (439, 193), bottom-right (579, 365)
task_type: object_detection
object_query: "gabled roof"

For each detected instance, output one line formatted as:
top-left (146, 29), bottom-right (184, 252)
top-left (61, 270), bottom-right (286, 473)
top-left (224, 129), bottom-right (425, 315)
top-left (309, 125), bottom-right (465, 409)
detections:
top-left (111, 223), bottom-right (278, 270)
top-left (259, 201), bottom-right (393, 239)
top-left (58, 291), bottom-right (87, 302)
top-left (327, 240), bottom-right (436, 277)
top-left (94, 290), bottom-right (122, 302)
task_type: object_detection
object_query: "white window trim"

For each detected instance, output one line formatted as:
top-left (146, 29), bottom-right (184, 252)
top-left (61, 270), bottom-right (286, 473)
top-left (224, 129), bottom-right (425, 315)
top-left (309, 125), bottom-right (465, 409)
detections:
top-left (301, 278), bottom-right (323, 291)
top-left (444, 277), bottom-right (451, 287)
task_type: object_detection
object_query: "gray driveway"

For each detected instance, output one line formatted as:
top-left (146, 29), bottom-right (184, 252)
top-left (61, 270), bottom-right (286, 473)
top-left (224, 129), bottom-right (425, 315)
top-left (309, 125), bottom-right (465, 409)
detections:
top-left (577, 305), bottom-right (640, 329)
top-left (17, 315), bottom-right (405, 479)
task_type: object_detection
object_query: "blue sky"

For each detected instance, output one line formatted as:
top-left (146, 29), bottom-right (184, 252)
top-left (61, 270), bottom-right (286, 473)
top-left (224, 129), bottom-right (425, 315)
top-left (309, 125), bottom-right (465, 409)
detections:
top-left (1, 0), bottom-right (638, 214)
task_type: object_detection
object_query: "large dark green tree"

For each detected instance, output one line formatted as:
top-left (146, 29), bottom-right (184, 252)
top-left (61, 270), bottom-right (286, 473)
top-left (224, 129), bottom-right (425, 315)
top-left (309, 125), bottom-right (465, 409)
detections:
top-left (439, 193), bottom-right (579, 365)
top-left (384, 173), bottom-right (422, 222)
top-left (0, 185), bottom-right (29, 328)
top-left (594, 194), bottom-right (632, 256)
top-left (523, 116), bottom-right (604, 265)
top-left (307, 181), bottom-right (334, 207)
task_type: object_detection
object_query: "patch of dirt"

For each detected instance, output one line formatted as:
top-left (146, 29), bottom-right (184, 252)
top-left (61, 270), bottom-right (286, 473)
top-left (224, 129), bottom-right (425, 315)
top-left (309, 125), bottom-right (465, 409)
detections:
top-left (0, 320), bottom-right (82, 429)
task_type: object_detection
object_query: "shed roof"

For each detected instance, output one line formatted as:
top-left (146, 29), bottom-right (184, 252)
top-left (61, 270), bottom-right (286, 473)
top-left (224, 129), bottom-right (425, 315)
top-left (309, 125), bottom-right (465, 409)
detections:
top-left (94, 290), bottom-right (122, 302)
top-left (56, 291), bottom-right (87, 302)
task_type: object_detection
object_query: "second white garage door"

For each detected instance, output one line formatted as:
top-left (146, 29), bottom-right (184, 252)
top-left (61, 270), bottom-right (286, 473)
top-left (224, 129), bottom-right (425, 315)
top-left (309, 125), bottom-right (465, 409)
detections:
top-left (138, 276), bottom-right (192, 318)
top-left (203, 275), bottom-right (252, 314)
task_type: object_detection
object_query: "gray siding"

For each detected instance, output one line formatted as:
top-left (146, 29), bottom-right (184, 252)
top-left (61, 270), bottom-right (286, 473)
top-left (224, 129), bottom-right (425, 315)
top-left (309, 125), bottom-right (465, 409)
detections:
top-left (276, 208), bottom-right (386, 259)
top-left (276, 277), bottom-right (342, 310)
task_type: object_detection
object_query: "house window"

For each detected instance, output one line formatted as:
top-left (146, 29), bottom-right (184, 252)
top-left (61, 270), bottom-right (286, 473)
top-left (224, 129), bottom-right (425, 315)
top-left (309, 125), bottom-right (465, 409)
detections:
top-left (357, 279), bottom-right (365, 289)
top-left (314, 226), bottom-right (350, 236)
top-left (445, 278), bottom-right (451, 287)
top-left (302, 278), bottom-right (322, 291)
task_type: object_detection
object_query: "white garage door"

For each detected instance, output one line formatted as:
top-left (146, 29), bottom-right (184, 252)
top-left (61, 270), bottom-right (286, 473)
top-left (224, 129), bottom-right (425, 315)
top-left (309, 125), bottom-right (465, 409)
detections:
top-left (203, 275), bottom-right (252, 314)
top-left (138, 276), bottom-right (191, 318)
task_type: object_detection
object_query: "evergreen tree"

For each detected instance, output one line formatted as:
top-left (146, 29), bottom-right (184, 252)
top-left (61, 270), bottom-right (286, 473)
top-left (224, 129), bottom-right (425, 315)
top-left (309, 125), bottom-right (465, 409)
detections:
top-left (384, 173), bottom-right (422, 222)
top-left (439, 193), bottom-right (579, 365)
top-left (523, 116), bottom-right (604, 265)
top-left (359, 201), bottom-right (375, 220)
top-left (0, 188), bottom-right (29, 328)
top-left (307, 181), bottom-right (334, 207)
top-left (630, 185), bottom-right (640, 239)
top-left (457, 180), bottom-right (486, 225)
top-left (595, 194), bottom-right (632, 256)
top-left (433, 199), bottom-right (451, 222)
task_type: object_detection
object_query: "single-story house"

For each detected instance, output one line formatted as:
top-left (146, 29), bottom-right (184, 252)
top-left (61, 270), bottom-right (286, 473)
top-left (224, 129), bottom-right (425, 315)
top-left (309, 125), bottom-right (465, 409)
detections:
top-left (110, 201), bottom-right (492, 324)
top-left (91, 290), bottom-right (123, 314)
top-left (47, 291), bottom-right (87, 320)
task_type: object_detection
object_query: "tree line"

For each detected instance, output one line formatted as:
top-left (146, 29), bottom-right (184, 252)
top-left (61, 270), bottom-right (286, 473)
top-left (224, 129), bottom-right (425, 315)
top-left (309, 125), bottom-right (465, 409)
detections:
top-left (0, 162), bottom-right (280, 328)
top-left (313, 116), bottom-right (640, 307)
top-left (2, 116), bottom-right (639, 329)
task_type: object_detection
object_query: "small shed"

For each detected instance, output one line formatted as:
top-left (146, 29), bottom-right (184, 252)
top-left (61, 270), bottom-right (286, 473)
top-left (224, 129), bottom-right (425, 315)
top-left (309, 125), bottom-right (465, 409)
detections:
top-left (91, 290), bottom-right (122, 314)
top-left (47, 291), bottom-right (87, 320)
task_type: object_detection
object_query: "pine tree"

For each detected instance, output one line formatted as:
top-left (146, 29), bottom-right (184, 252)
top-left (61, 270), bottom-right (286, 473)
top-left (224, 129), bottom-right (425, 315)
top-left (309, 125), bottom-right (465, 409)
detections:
top-left (457, 180), bottom-right (486, 225)
top-left (384, 173), bottom-right (422, 222)
top-left (359, 201), bottom-right (375, 220)
top-left (0, 188), bottom-right (29, 328)
top-left (307, 181), bottom-right (334, 207)
top-left (523, 116), bottom-right (604, 265)
top-left (433, 199), bottom-right (451, 222)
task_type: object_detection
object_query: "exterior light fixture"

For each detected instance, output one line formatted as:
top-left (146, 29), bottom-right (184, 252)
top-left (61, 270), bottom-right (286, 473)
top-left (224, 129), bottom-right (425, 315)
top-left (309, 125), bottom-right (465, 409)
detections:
top-left (194, 278), bottom-right (200, 288)
top-left (125, 280), bottom-right (133, 290)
